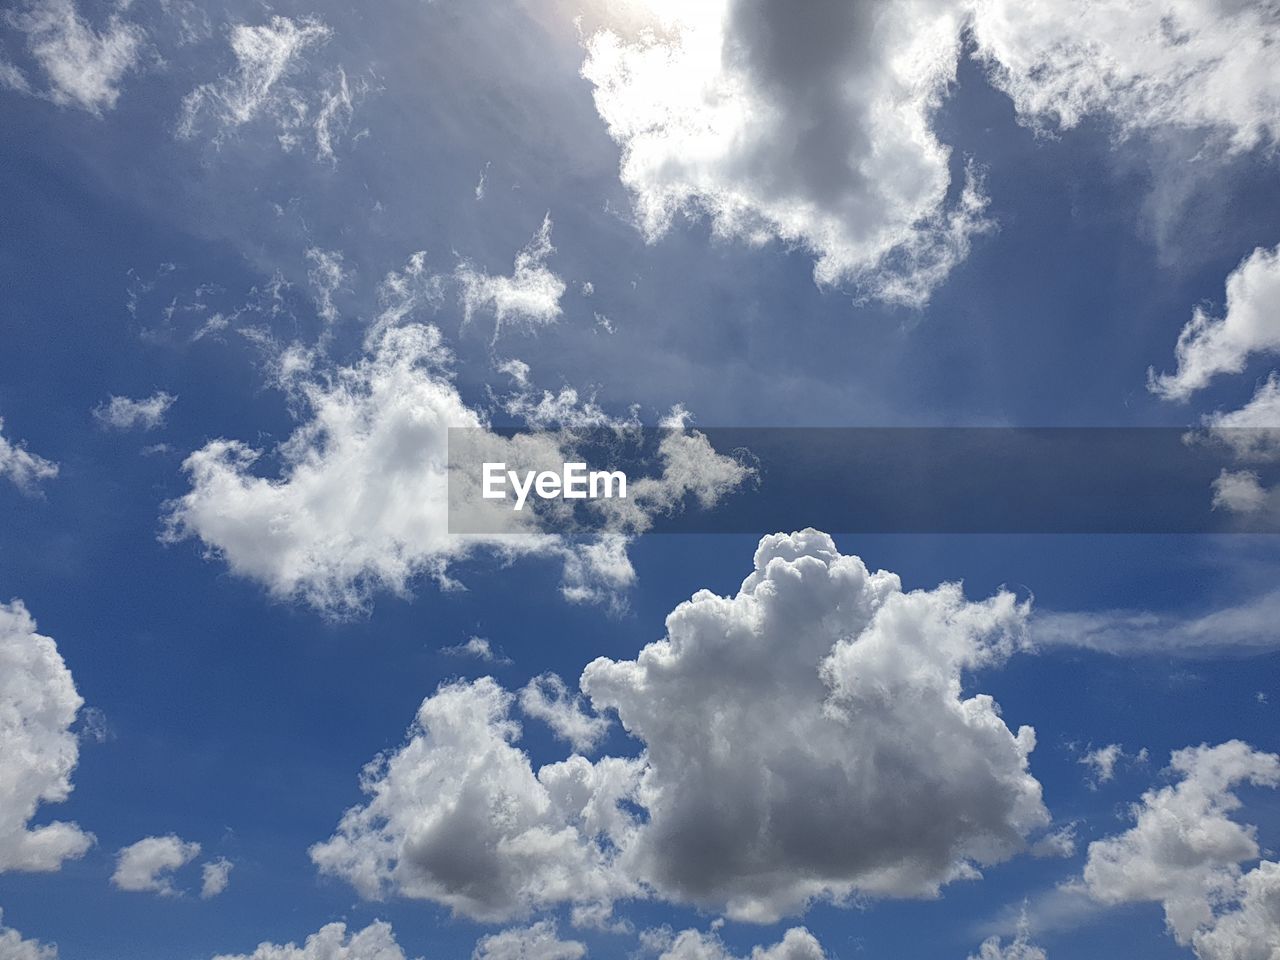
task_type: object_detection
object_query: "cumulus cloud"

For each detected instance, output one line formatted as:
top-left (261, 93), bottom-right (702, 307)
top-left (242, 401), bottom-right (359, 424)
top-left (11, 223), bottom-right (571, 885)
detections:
top-left (1083, 741), bottom-right (1280, 956)
top-left (582, 529), bottom-right (1046, 921)
top-left (92, 391), bottom-right (175, 431)
top-left (111, 835), bottom-right (201, 896)
top-left (0, 418), bottom-right (57, 494)
top-left (1149, 245), bottom-right (1280, 401)
top-left (457, 215), bottom-right (566, 336)
top-left (969, 0), bottom-right (1280, 153)
top-left (519, 673), bottom-right (610, 753)
top-left (313, 532), bottom-right (1048, 924)
top-left (200, 857), bottom-right (233, 899)
top-left (1203, 374), bottom-right (1280, 463)
top-left (178, 15), bottom-right (362, 162)
top-left (0, 910), bottom-right (56, 960)
top-left (0, 600), bottom-right (94, 873)
top-left (3, 0), bottom-right (145, 113)
top-left (471, 921), bottom-right (585, 960)
top-left (211, 921), bottom-right (410, 960)
top-left (162, 321), bottom-right (652, 616)
top-left (164, 273), bottom-right (748, 617)
top-left (657, 926), bottom-right (825, 960)
top-left (309, 676), bottom-right (643, 922)
top-left (578, 0), bottom-right (989, 308)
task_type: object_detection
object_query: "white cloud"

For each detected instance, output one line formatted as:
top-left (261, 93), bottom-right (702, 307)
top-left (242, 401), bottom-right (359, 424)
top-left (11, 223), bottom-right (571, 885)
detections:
top-left (443, 636), bottom-right (511, 665)
top-left (1204, 374), bottom-right (1280, 463)
top-left (657, 926), bottom-right (825, 960)
top-left (111, 835), bottom-right (201, 896)
top-left (1029, 823), bottom-right (1076, 860)
top-left (313, 532), bottom-right (1048, 924)
top-left (578, 0), bottom-right (990, 308)
top-left (1083, 741), bottom-right (1280, 955)
top-left (1211, 470), bottom-right (1268, 515)
top-left (1034, 591), bottom-right (1280, 656)
top-left (969, 0), bottom-right (1280, 153)
top-left (306, 248), bottom-right (350, 327)
top-left (457, 215), bottom-right (566, 336)
top-left (472, 921), bottom-right (585, 960)
top-left (519, 673), bottom-right (610, 753)
top-left (1149, 245), bottom-right (1280, 401)
top-left (178, 15), bottom-right (362, 162)
top-left (0, 600), bottom-right (94, 873)
top-left (1075, 742), bottom-right (1146, 788)
top-left (968, 923), bottom-right (1046, 960)
top-left (92, 391), bottom-right (175, 431)
top-left (581, 529), bottom-right (1046, 921)
top-left (210, 921), bottom-right (410, 960)
top-left (200, 857), bottom-right (233, 899)
top-left (309, 676), bottom-right (643, 922)
top-left (0, 910), bottom-right (56, 960)
top-left (0, 418), bottom-right (57, 494)
top-left (4, 0), bottom-right (145, 114)
top-left (162, 321), bottom-right (644, 616)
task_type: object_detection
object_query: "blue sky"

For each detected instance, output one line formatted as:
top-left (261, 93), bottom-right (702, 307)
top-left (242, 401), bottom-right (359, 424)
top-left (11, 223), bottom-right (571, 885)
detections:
top-left (1, 2), bottom-right (1279, 959)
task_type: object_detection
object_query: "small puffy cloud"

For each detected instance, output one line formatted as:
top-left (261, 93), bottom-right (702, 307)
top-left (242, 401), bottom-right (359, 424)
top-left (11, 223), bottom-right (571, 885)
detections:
top-left (1083, 741), bottom-right (1280, 952)
top-left (92, 391), bottom-right (175, 431)
top-left (519, 673), bottom-right (610, 753)
top-left (178, 15), bottom-right (362, 163)
top-left (0, 418), bottom-right (57, 494)
top-left (1203, 374), bottom-right (1280, 463)
top-left (1078, 744), bottom-right (1145, 789)
top-left (200, 857), bottom-right (233, 899)
top-left (968, 923), bottom-right (1046, 960)
top-left (1029, 823), bottom-right (1077, 860)
top-left (313, 532), bottom-right (1048, 924)
top-left (210, 921), bottom-right (409, 960)
top-left (0, 909), bottom-right (57, 960)
top-left (578, 0), bottom-right (989, 308)
top-left (443, 636), bottom-right (511, 665)
top-left (111, 835), bottom-right (201, 896)
top-left (3, 0), bottom-right (145, 114)
top-left (457, 215), bottom-right (566, 336)
top-left (0, 600), bottom-right (94, 873)
top-left (472, 921), bottom-right (585, 960)
top-left (1149, 245), bottom-right (1280, 401)
top-left (309, 676), bottom-right (643, 922)
top-left (970, 0), bottom-right (1280, 153)
top-left (582, 529), bottom-right (1046, 922)
top-left (1211, 470), bottom-right (1268, 515)
top-left (657, 926), bottom-right (825, 960)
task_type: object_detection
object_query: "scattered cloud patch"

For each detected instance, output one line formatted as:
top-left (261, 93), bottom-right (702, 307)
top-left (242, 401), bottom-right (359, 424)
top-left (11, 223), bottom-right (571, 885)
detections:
top-left (1078, 743), bottom-right (1146, 789)
top-left (1083, 741), bottom-right (1280, 957)
top-left (1149, 245), bottom-right (1280, 401)
top-left (111, 835), bottom-right (201, 896)
top-left (457, 215), bottom-right (566, 337)
top-left (200, 857), bottom-right (233, 899)
top-left (656, 926), bottom-right (825, 960)
top-left (0, 418), bottom-right (57, 494)
top-left (519, 673), bottom-right (610, 753)
top-left (210, 921), bottom-right (410, 960)
top-left (0, 600), bottom-right (94, 873)
top-left (2, 0), bottom-right (146, 113)
top-left (178, 15), bottom-right (364, 163)
top-left (970, 0), bottom-right (1280, 153)
top-left (0, 909), bottom-right (57, 960)
top-left (92, 391), bottom-right (175, 431)
top-left (442, 636), bottom-right (511, 665)
top-left (471, 921), bottom-right (585, 960)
